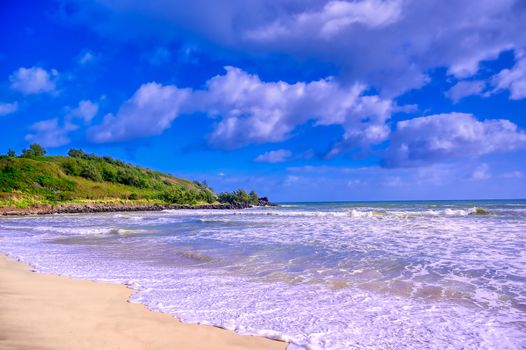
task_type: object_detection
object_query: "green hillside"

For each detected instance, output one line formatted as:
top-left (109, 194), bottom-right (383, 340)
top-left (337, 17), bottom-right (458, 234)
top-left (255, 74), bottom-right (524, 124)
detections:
top-left (0, 145), bottom-right (258, 209)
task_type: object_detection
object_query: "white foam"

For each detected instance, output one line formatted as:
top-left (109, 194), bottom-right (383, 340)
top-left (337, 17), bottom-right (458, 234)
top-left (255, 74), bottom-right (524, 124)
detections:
top-left (0, 202), bottom-right (525, 349)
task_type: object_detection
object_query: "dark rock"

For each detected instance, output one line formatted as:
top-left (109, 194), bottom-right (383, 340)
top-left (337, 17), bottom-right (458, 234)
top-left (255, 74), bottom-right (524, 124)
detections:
top-left (257, 197), bottom-right (277, 207)
top-left (0, 201), bottom-right (253, 216)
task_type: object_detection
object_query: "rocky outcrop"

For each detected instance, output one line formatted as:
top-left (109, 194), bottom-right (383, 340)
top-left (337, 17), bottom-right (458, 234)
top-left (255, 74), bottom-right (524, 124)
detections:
top-left (258, 197), bottom-right (277, 207)
top-left (0, 202), bottom-right (251, 216)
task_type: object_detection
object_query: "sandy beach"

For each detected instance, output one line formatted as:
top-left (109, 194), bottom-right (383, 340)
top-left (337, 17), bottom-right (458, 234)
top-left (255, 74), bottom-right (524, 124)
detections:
top-left (0, 254), bottom-right (286, 350)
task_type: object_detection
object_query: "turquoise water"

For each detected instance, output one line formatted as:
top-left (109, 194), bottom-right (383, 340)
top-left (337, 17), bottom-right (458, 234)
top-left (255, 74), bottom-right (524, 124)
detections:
top-left (1, 200), bottom-right (525, 349)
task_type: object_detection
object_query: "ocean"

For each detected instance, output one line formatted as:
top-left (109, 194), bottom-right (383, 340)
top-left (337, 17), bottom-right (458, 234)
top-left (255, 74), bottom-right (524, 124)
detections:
top-left (1, 200), bottom-right (525, 349)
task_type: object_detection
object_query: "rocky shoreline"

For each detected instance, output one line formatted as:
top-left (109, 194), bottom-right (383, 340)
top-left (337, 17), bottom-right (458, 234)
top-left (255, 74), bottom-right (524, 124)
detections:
top-left (0, 202), bottom-right (269, 216)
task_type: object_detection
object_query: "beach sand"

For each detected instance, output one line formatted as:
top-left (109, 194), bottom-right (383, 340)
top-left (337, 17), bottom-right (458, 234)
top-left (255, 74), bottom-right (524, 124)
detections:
top-left (0, 254), bottom-right (286, 350)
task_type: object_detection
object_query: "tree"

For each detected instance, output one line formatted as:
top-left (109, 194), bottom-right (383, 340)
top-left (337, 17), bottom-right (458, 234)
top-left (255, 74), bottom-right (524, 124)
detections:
top-left (202, 189), bottom-right (215, 203)
top-left (160, 187), bottom-right (199, 204)
top-left (6, 149), bottom-right (16, 157)
top-left (234, 189), bottom-right (251, 205)
top-left (218, 189), bottom-right (255, 205)
top-left (21, 144), bottom-right (46, 158)
top-left (68, 149), bottom-right (85, 158)
top-left (249, 190), bottom-right (259, 205)
top-left (218, 192), bottom-right (234, 203)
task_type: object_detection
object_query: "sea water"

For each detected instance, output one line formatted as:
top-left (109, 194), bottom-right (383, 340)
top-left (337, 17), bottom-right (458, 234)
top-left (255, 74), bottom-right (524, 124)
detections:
top-left (0, 200), bottom-right (525, 349)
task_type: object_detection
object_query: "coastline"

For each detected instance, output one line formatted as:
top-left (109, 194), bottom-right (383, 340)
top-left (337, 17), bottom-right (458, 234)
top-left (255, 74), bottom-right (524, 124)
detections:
top-left (0, 253), bottom-right (286, 350)
top-left (0, 202), bottom-right (255, 216)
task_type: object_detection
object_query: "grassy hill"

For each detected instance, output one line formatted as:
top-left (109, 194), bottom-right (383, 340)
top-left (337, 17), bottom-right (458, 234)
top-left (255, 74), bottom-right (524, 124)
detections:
top-left (0, 147), bottom-right (220, 208)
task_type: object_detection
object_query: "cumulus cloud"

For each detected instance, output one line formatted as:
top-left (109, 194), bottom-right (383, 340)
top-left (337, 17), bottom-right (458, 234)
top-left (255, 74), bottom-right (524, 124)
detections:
top-left (385, 113), bottom-right (526, 167)
top-left (250, 0), bottom-right (403, 40)
top-left (446, 80), bottom-right (487, 102)
top-left (89, 67), bottom-right (392, 148)
top-left (0, 102), bottom-right (18, 116)
top-left (68, 100), bottom-right (99, 123)
top-left (26, 100), bottom-right (99, 147)
top-left (450, 51), bottom-right (526, 101)
top-left (247, 0), bottom-right (523, 91)
top-left (89, 83), bottom-right (191, 143)
top-left (64, 0), bottom-right (526, 95)
top-left (492, 52), bottom-right (526, 100)
top-left (204, 67), bottom-right (392, 148)
top-left (255, 149), bottom-right (292, 163)
top-left (9, 67), bottom-right (58, 95)
top-left (25, 118), bottom-right (75, 148)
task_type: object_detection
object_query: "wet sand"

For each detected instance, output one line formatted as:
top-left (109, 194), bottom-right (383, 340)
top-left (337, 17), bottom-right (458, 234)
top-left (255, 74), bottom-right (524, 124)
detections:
top-left (0, 254), bottom-right (286, 350)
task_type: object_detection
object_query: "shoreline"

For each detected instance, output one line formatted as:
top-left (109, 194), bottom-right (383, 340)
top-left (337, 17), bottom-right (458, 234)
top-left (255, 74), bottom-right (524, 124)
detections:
top-left (0, 253), bottom-right (286, 350)
top-left (0, 202), bottom-right (257, 216)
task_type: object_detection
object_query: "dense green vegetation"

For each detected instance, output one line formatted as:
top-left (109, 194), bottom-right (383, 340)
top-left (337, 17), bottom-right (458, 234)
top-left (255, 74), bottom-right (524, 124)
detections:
top-left (0, 145), bottom-right (261, 208)
top-left (217, 189), bottom-right (260, 206)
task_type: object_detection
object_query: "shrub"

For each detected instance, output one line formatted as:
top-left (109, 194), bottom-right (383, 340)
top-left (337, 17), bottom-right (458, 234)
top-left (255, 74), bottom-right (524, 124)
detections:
top-left (218, 192), bottom-right (234, 203)
top-left (160, 187), bottom-right (203, 205)
top-left (218, 189), bottom-right (252, 205)
top-left (101, 166), bottom-right (118, 182)
top-left (80, 163), bottom-right (103, 182)
top-left (234, 189), bottom-right (251, 204)
top-left (21, 144), bottom-right (46, 158)
top-left (249, 190), bottom-right (259, 205)
top-left (62, 159), bottom-right (82, 176)
top-left (103, 156), bottom-right (126, 167)
top-left (160, 187), bottom-right (185, 204)
top-left (68, 149), bottom-right (85, 158)
top-left (202, 189), bottom-right (215, 203)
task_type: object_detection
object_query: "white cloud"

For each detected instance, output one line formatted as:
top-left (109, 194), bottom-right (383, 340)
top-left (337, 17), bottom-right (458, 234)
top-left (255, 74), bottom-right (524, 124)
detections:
top-left (0, 102), bottom-right (18, 116)
top-left (288, 163), bottom-right (457, 186)
top-left (25, 118), bottom-right (76, 148)
top-left (89, 82), bottom-right (191, 143)
top-left (68, 100), bottom-right (99, 123)
top-left (385, 113), bottom-right (526, 167)
top-left (65, 0), bottom-right (526, 95)
top-left (9, 67), bottom-right (58, 95)
top-left (492, 52), bottom-right (526, 100)
top-left (446, 80), bottom-right (487, 102)
top-left (284, 175), bottom-right (300, 186)
top-left (77, 50), bottom-right (99, 65)
top-left (24, 100), bottom-right (99, 148)
top-left (502, 170), bottom-right (523, 178)
top-left (383, 176), bottom-right (403, 187)
top-left (347, 178), bottom-right (362, 187)
top-left (450, 51), bottom-right (526, 101)
top-left (204, 67), bottom-right (392, 148)
top-left (255, 149), bottom-right (292, 163)
top-left (470, 163), bottom-right (491, 180)
top-left (287, 165), bottom-right (362, 174)
top-left (250, 0), bottom-right (403, 41)
top-left (89, 67), bottom-right (392, 148)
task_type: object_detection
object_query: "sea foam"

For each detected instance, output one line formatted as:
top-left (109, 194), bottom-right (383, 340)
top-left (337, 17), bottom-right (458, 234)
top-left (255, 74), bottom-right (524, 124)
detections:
top-left (0, 201), bottom-right (525, 349)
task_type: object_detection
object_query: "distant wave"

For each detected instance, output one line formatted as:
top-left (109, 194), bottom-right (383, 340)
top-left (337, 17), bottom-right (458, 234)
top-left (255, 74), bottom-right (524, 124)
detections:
top-left (161, 207), bottom-right (493, 219)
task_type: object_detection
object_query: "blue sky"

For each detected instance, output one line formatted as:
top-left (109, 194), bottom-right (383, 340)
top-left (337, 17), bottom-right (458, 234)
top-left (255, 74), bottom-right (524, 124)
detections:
top-left (1, 0), bottom-right (525, 201)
